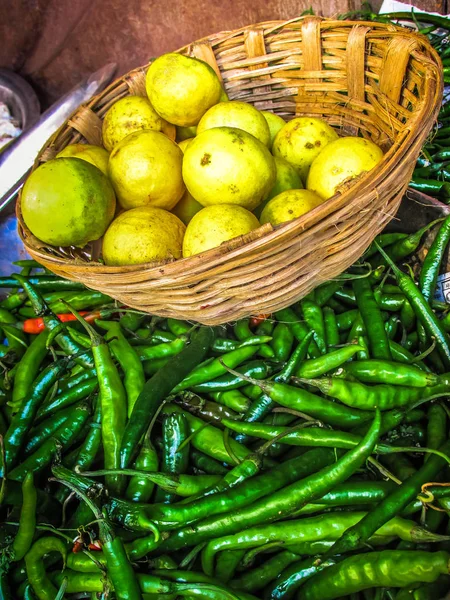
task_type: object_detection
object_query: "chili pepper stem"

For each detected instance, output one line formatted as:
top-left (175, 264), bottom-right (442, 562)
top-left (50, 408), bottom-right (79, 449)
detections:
top-left (217, 359), bottom-right (271, 392)
top-left (61, 301), bottom-right (103, 347)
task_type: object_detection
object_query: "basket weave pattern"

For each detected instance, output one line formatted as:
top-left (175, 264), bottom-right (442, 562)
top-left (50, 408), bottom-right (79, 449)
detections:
top-left (18, 17), bottom-right (442, 324)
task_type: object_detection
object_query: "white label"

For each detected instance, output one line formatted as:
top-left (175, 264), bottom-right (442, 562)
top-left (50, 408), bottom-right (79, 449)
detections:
top-left (435, 273), bottom-right (450, 303)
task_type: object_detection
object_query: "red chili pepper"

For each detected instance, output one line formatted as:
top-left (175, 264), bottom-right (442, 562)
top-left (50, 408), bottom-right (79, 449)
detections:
top-left (21, 311), bottom-right (100, 334)
top-left (72, 540), bottom-right (84, 554)
top-left (249, 314), bottom-right (271, 328)
top-left (88, 541), bottom-right (102, 551)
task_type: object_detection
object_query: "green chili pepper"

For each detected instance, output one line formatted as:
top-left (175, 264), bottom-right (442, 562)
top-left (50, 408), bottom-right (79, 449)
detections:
top-left (420, 214), bottom-right (450, 303)
top-left (382, 452), bottom-right (416, 481)
top-left (172, 345), bottom-right (259, 393)
top-left (271, 323), bottom-right (294, 362)
top-left (73, 400), bottom-right (102, 471)
top-left (11, 473), bottom-right (37, 561)
top-left (1, 324), bottom-right (28, 359)
top-left (191, 360), bottom-right (276, 393)
top-left (25, 404), bottom-right (77, 454)
top-left (323, 307), bottom-right (339, 347)
top-left (126, 435), bottom-right (159, 503)
top-left (67, 308), bottom-right (127, 495)
top-left (314, 281), bottom-right (344, 306)
top-left (294, 344), bottom-right (363, 378)
top-left (298, 550), bottom-right (450, 600)
top-left (223, 368), bottom-right (372, 429)
top-left (9, 331), bottom-right (49, 412)
top-left (341, 360), bottom-right (438, 387)
top-left (275, 307), bottom-right (320, 358)
top-left (98, 320), bottom-right (145, 418)
top-left (425, 403), bottom-right (447, 462)
top-left (155, 412), bottom-right (190, 504)
top-left (210, 390), bottom-right (250, 413)
top-left (235, 331), bottom-right (314, 444)
top-left (176, 392), bottom-right (238, 425)
top-left (120, 326), bottom-right (215, 469)
top-left (25, 536), bottom-right (68, 600)
top-left (354, 277), bottom-right (392, 359)
top-left (295, 375), bottom-right (450, 411)
top-left (191, 450), bottom-right (228, 475)
top-left (162, 404), bottom-right (257, 467)
top-left (136, 336), bottom-right (188, 362)
top-left (215, 549), bottom-right (246, 583)
top-left (300, 298), bottom-right (327, 354)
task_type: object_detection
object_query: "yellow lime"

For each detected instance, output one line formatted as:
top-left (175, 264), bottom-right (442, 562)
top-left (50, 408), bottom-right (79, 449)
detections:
top-left (172, 190), bottom-right (203, 225)
top-left (260, 189), bottom-right (324, 226)
top-left (178, 138), bottom-right (194, 154)
top-left (21, 158), bottom-right (116, 247)
top-left (254, 157), bottom-right (303, 218)
top-left (261, 111), bottom-right (286, 146)
top-left (273, 117), bottom-right (338, 181)
top-left (183, 204), bottom-right (260, 257)
top-left (102, 96), bottom-right (175, 153)
top-left (307, 137), bottom-right (384, 200)
top-left (108, 130), bottom-right (184, 210)
top-left (197, 101), bottom-right (270, 146)
top-left (56, 144), bottom-right (110, 176)
top-left (102, 206), bottom-right (185, 265)
top-left (146, 53), bottom-right (222, 126)
top-left (182, 127), bottom-right (276, 211)
top-left (219, 88), bottom-right (229, 102)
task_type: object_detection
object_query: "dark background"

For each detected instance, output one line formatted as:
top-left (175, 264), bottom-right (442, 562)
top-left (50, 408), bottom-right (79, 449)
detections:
top-left (1, 0), bottom-right (443, 108)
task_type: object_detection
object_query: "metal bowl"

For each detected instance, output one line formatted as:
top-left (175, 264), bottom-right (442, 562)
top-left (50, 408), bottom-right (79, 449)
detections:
top-left (0, 69), bottom-right (40, 131)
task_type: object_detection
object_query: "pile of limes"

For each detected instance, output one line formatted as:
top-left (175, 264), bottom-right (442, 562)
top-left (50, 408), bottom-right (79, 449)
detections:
top-left (21, 53), bottom-right (383, 266)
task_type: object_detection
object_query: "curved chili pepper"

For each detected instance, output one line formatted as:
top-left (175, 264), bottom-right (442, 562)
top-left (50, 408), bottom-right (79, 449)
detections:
top-left (107, 449), bottom-right (334, 531)
top-left (158, 412), bottom-right (380, 551)
top-left (25, 536), bottom-right (68, 600)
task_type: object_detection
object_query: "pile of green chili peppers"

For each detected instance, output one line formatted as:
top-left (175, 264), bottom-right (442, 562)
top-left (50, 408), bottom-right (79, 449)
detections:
top-left (0, 216), bottom-right (450, 600)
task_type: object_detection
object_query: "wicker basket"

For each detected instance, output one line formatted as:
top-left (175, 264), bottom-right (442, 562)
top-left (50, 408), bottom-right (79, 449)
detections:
top-left (17, 16), bottom-right (442, 325)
